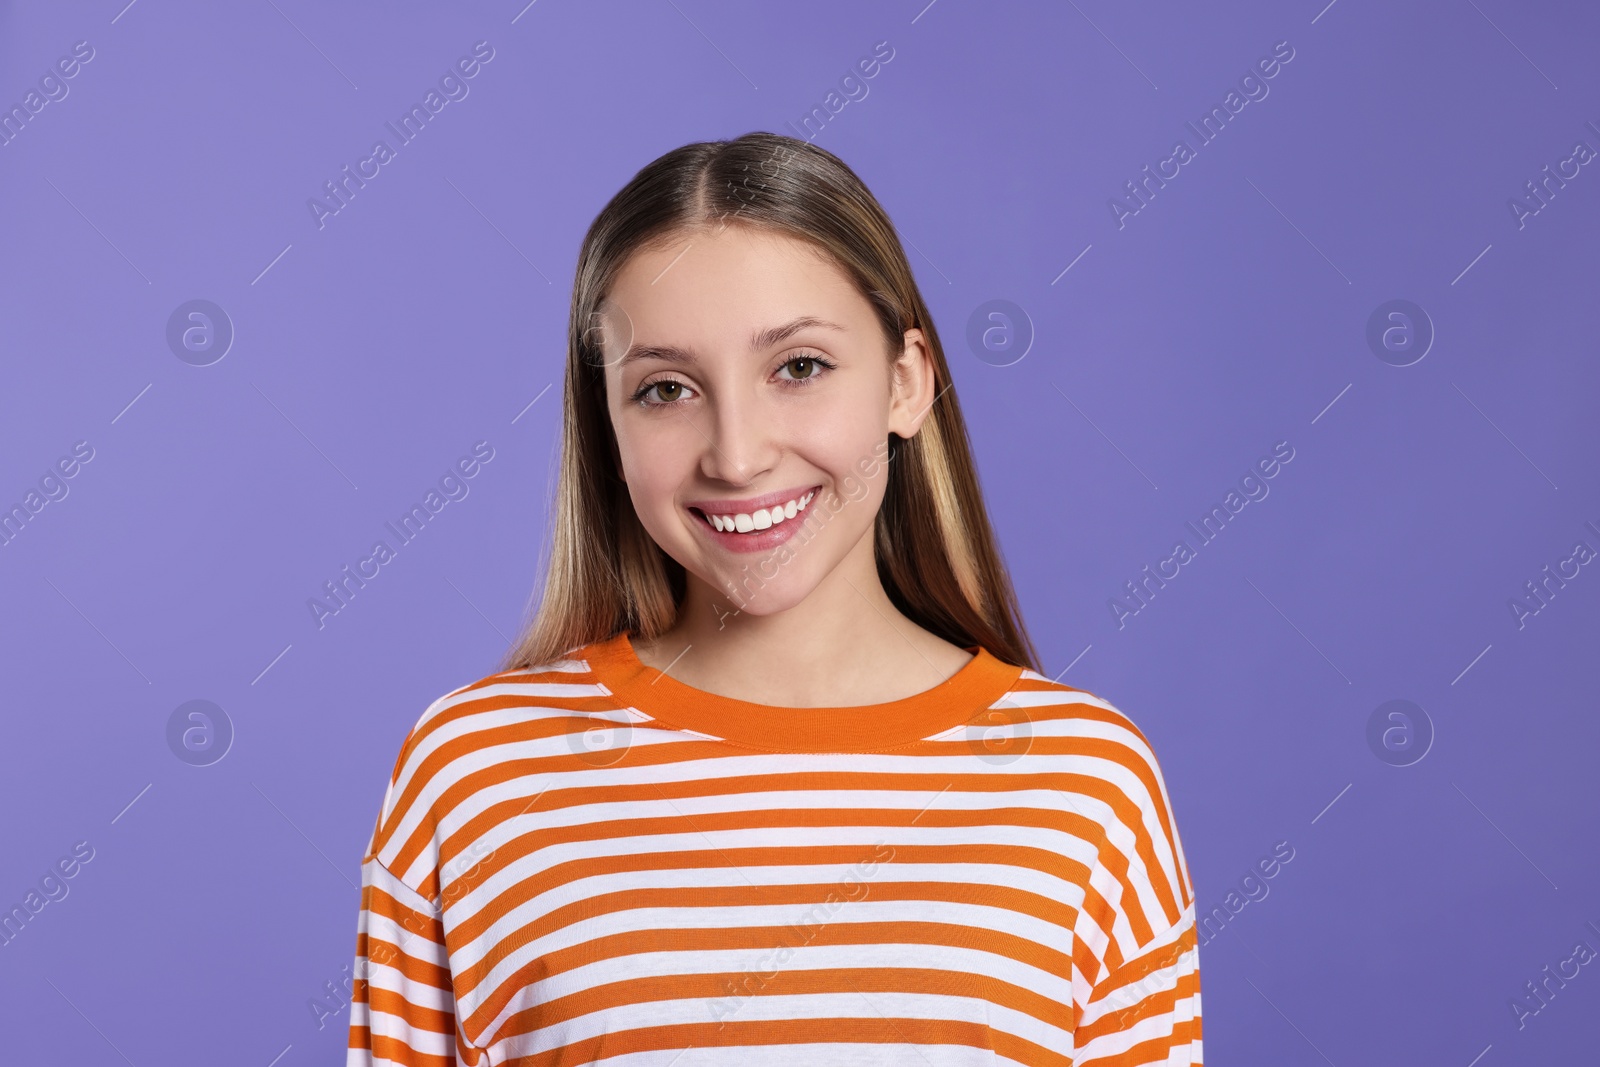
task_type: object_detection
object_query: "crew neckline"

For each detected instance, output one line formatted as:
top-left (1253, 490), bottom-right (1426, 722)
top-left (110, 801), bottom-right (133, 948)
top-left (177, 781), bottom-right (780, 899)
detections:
top-left (579, 631), bottom-right (1026, 753)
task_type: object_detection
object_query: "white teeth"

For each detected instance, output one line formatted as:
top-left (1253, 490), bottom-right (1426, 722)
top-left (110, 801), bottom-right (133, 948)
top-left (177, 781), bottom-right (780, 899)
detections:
top-left (706, 489), bottom-right (815, 534)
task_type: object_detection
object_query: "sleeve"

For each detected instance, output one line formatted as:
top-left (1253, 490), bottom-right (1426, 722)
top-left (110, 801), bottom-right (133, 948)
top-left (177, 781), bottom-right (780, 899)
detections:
top-left (1071, 902), bottom-right (1202, 1065)
top-left (347, 698), bottom-right (486, 1066)
top-left (1068, 728), bottom-right (1203, 1065)
top-left (347, 853), bottom-right (481, 1067)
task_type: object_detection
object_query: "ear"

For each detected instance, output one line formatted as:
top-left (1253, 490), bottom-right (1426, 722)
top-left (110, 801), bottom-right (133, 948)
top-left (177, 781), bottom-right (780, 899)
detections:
top-left (886, 327), bottom-right (937, 440)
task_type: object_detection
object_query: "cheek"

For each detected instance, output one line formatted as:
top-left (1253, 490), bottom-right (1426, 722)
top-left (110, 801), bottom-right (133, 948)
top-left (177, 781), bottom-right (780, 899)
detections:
top-left (617, 422), bottom-right (692, 502)
top-left (807, 403), bottom-right (884, 473)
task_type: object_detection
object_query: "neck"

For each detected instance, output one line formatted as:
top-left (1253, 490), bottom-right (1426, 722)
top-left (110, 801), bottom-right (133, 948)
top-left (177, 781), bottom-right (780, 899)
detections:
top-left (633, 529), bottom-right (969, 708)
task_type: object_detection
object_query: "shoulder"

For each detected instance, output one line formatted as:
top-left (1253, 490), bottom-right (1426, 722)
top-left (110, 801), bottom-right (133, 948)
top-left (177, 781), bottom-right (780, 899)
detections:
top-left (999, 671), bottom-right (1195, 912)
top-left (364, 647), bottom-right (624, 871)
top-left (389, 652), bottom-right (606, 779)
top-left (1001, 668), bottom-right (1167, 768)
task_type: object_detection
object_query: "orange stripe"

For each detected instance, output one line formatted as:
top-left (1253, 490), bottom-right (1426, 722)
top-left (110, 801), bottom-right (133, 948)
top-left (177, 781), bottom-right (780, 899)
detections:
top-left (495, 965), bottom-right (1069, 1042)
top-left (449, 843), bottom-right (1099, 998)
top-left (505, 1016), bottom-right (1073, 1067)
top-left (1078, 967), bottom-right (1201, 1045)
top-left (426, 793), bottom-right (1142, 926)
top-left (464, 916), bottom-right (1078, 1036)
top-left (1077, 1014), bottom-right (1200, 1066)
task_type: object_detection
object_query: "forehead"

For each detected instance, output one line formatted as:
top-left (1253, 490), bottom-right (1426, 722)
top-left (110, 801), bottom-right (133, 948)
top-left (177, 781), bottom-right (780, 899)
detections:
top-left (606, 226), bottom-right (867, 343)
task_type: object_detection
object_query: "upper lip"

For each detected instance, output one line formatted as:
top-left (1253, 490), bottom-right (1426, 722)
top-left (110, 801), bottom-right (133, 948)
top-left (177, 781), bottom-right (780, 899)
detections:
top-left (685, 484), bottom-right (821, 516)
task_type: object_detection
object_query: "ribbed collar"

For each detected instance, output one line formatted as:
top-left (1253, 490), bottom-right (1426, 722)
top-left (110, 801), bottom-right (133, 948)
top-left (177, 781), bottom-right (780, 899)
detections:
top-left (579, 630), bottom-right (1025, 753)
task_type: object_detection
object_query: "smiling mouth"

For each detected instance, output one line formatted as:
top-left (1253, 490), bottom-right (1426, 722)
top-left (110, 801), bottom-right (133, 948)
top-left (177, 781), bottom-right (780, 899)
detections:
top-left (690, 487), bottom-right (819, 534)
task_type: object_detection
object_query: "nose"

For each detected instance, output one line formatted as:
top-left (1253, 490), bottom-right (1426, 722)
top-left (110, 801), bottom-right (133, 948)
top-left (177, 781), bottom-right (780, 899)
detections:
top-left (695, 383), bottom-right (778, 487)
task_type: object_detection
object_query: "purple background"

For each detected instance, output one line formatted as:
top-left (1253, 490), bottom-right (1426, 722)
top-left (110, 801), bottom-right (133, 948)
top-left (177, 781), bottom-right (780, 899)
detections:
top-left (3, 0), bottom-right (1596, 1062)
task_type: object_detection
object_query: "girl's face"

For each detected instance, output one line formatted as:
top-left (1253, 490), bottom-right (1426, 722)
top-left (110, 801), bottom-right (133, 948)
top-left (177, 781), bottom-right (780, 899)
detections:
top-left (600, 224), bottom-right (933, 618)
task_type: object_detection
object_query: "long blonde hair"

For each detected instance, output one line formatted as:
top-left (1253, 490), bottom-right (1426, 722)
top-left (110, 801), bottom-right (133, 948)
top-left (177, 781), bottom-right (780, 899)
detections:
top-left (500, 132), bottom-right (1041, 674)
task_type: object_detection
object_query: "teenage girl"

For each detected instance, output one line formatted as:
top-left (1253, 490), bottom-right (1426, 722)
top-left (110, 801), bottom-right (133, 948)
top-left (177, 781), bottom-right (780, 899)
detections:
top-left (347, 132), bottom-right (1201, 1066)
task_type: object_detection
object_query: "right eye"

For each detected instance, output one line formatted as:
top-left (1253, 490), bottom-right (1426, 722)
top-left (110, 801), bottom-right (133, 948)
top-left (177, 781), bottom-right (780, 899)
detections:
top-left (633, 377), bottom-right (697, 407)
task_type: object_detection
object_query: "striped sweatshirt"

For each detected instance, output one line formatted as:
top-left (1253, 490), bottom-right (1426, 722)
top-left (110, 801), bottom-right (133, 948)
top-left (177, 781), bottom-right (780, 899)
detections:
top-left (346, 631), bottom-right (1202, 1066)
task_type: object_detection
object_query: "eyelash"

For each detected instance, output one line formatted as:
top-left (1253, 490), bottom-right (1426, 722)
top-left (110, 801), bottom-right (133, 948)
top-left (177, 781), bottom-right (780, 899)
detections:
top-left (630, 352), bottom-right (839, 408)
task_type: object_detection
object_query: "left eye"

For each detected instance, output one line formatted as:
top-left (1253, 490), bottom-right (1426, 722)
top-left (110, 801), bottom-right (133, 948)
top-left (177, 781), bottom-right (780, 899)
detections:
top-left (778, 354), bottom-right (834, 381)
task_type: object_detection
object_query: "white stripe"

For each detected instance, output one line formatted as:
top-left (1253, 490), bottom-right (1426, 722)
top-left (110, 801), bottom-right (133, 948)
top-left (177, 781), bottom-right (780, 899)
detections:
top-left (453, 858), bottom-right (1091, 941)
top-left (443, 821), bottom-right (1110, 928)
top-left (579, 1044), bottom-right (1033, 1067)
top-left (524, 939), bottom-right (1073, 1019)
top-left (459, 898), bottom-right (1082, 1012)
top-left (490, 989), bottom-right (1071, 1060)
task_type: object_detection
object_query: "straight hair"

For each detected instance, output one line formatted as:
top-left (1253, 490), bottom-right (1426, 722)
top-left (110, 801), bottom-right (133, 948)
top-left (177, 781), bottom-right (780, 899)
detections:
top-left (501, 131), bottom-right (1041, 675)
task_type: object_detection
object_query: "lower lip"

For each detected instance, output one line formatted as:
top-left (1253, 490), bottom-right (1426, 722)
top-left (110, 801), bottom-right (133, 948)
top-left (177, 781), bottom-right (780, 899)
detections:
top-left (689, 487), bottom-right (823, 554)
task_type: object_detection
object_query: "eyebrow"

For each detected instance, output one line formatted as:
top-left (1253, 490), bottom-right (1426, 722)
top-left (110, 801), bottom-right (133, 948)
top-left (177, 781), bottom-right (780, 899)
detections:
top-left (616, 316), bottom-right (847, 369)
